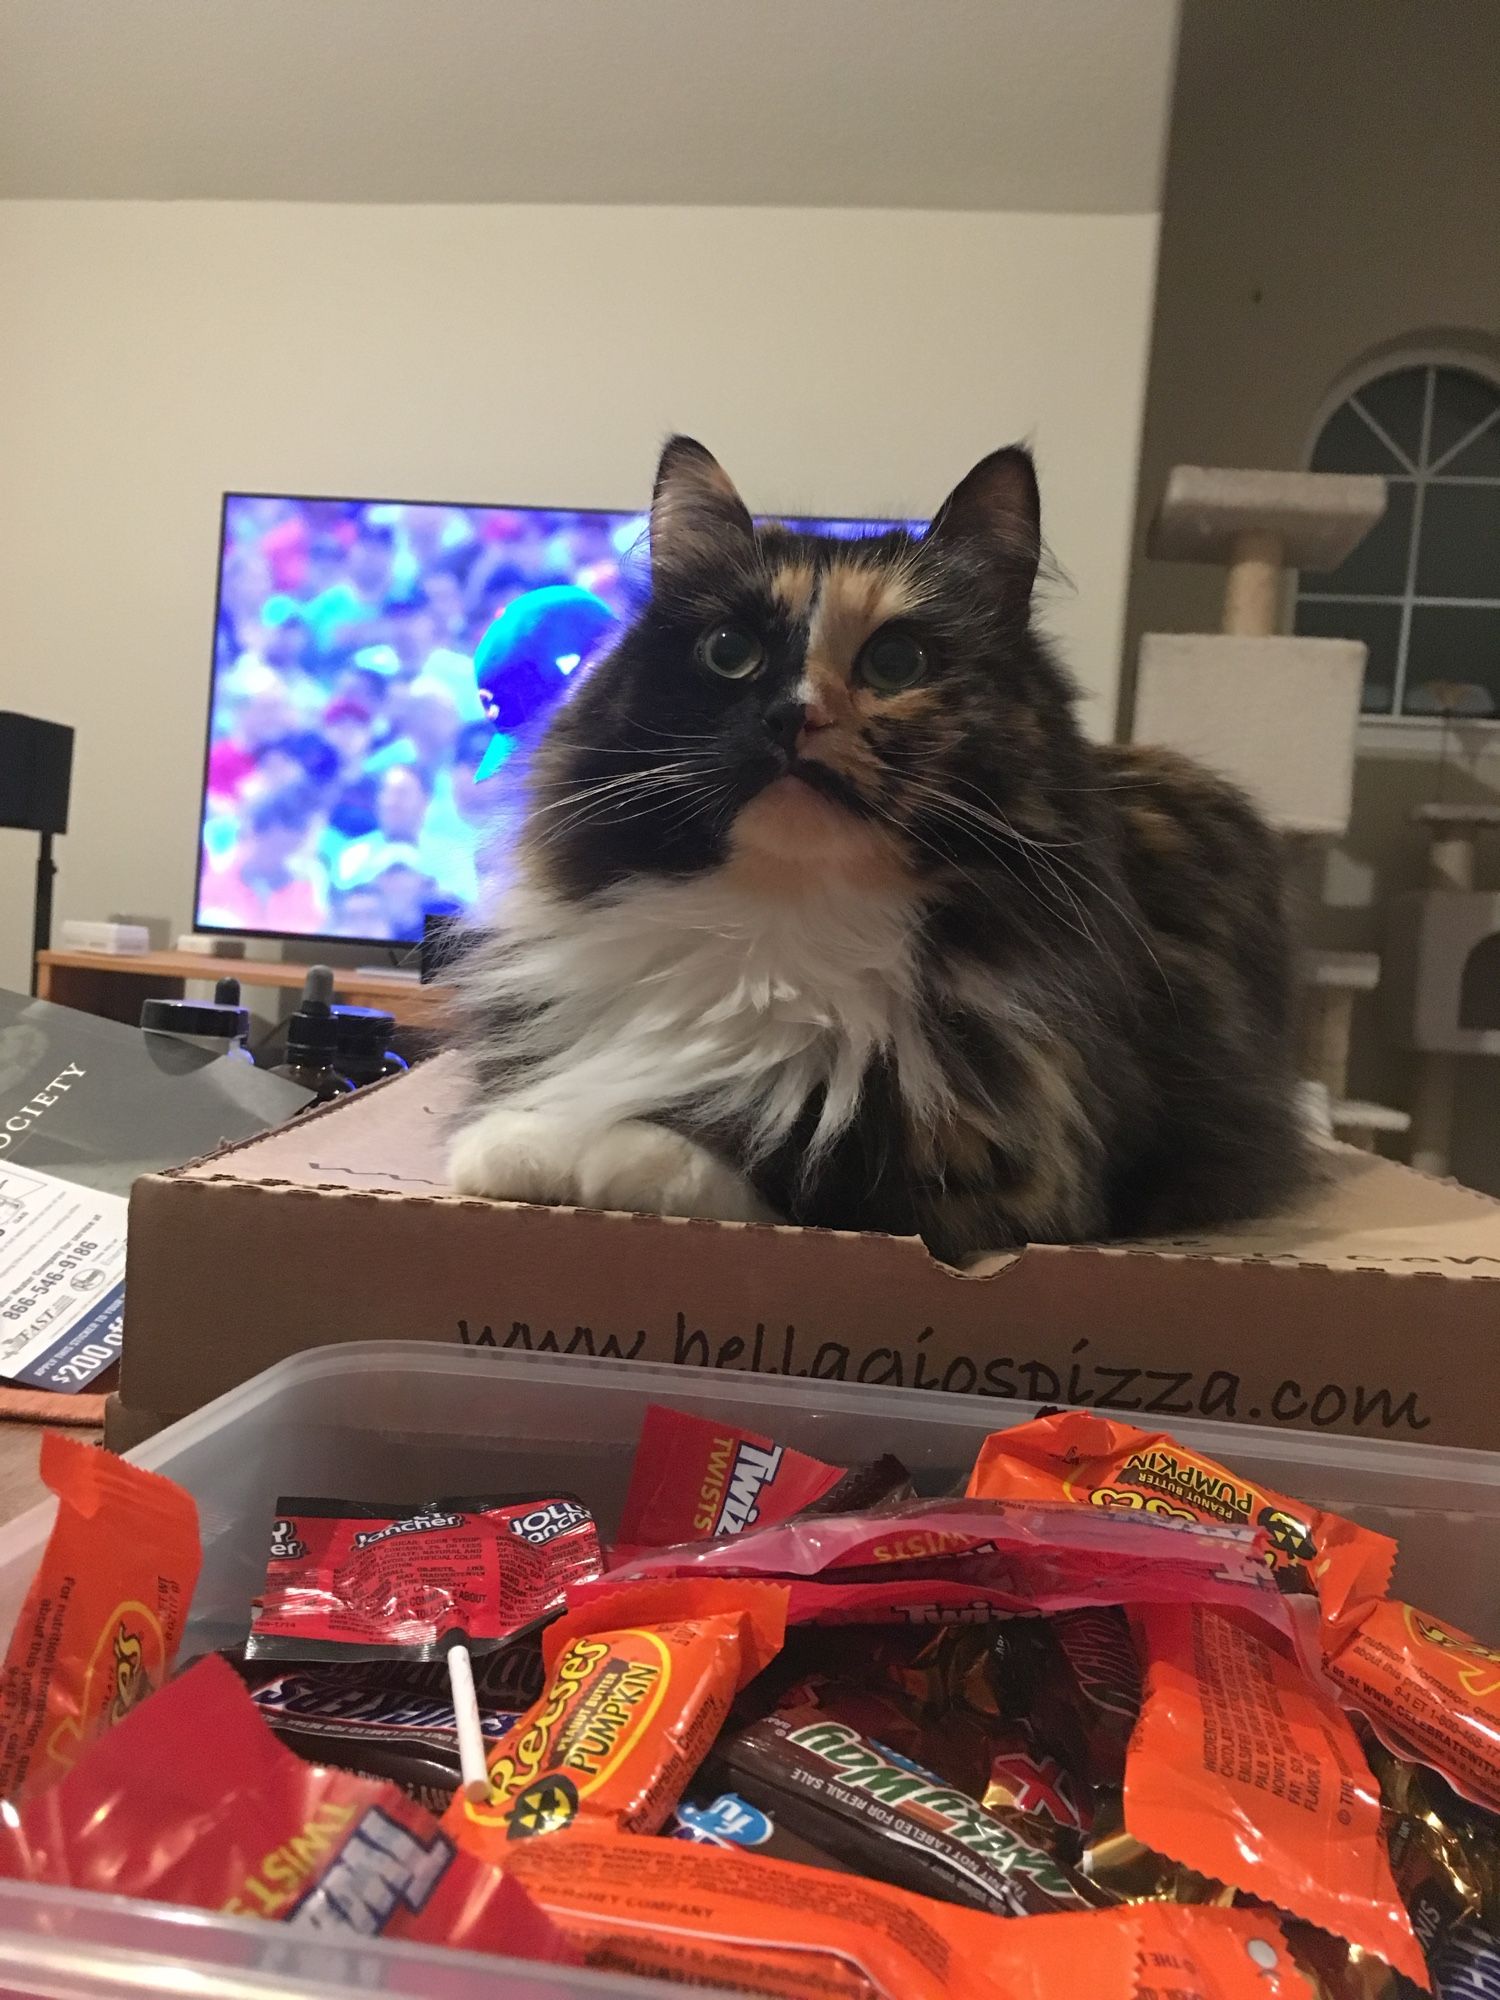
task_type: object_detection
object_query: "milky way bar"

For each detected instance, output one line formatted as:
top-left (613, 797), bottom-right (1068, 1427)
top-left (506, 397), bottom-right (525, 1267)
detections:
top-left (716, 1710), bottom-right (1108, 1918)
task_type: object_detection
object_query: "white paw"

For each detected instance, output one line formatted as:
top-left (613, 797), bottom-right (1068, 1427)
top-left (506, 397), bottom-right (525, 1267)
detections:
top-left (447, 1109), bottom-right (775, 1224)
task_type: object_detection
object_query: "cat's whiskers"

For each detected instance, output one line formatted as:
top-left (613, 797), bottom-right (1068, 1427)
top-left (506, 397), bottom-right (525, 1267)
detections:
top-left (899, 779), bottom-right (1106, 955)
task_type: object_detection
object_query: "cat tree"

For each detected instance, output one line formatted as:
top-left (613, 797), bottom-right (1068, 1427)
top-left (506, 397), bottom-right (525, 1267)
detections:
top-left (1133, 465), bottom-right (1404, 1149)
top-left (1383, 802), bottom-right (1500, 1175)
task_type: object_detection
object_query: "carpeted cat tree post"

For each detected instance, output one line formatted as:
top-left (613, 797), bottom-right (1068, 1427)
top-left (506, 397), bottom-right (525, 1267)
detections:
top-left (1133, 466), bottom-right (1403, 1149)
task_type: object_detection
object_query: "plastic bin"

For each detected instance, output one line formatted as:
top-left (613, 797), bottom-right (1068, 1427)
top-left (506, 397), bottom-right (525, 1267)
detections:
top-left (0, 1340), bottom-right (1495, 1998)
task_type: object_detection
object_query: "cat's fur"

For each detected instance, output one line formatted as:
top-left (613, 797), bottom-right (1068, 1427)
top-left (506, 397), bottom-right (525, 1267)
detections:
top-left (449, 437), bottom-right (1305, 1262)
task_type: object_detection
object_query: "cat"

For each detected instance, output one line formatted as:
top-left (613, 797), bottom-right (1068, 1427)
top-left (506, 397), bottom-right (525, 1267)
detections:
top-left (447, 436), bottom-right (1306, 1264)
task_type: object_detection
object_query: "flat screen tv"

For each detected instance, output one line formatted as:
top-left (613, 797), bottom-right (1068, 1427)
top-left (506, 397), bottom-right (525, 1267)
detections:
top-left (197, 491), bottom-right (921, 947)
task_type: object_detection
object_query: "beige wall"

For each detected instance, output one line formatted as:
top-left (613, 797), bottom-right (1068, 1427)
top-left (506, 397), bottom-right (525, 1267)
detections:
top-left (0, 198), bottom-right (1160, 994)
top-left (1127, 0), bottom-right (1500, 1189)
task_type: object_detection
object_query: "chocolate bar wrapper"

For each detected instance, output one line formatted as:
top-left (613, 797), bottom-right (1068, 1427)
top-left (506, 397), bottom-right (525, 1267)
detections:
top-left (1367, 1739), bottom-right (1485, 1953)
top-left (238, 1661), bottom-right (524, 1814)
top-left (1431, 1923), bottom-right (1500, 2000)
top-left (982, 1719), bottom-right (1088, 1845)
top-left (1082, 1793), bottom-right (1233, 1905)
top-left (716, 1709), bottom-right (1109, 1918)
top-left (668, 1773), bottom-right (859, 1874)
top-left (776, 1671), bottom-right (996, 1802)
top-left (809, 1456), bottom-right (915, 1516)
top-left (1028, 1607), bottom-right (1142, 1796)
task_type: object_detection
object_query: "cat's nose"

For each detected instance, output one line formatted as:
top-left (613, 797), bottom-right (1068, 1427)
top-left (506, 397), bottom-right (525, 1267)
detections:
top-left (764, 698), bottom-right (805, 755)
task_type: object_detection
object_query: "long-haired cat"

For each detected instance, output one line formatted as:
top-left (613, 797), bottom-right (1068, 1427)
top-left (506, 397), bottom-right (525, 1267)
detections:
top-left (448, 437), bottom-right (1304, 1263)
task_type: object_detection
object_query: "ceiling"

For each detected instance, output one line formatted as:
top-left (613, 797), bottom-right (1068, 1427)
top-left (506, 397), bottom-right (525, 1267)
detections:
top-left (0, 0), bottom-right (1177, 212)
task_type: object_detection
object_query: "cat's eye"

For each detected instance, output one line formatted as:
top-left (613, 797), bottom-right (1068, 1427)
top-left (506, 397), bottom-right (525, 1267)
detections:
top-left (697, 624), bottom-right (764, 681)
top-left (857, 628), bottom-right (928, 694)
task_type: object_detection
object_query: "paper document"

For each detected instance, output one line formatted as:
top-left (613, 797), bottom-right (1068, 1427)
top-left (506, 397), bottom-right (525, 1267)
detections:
top-left (0, 1159), bottom-right (127, 1391)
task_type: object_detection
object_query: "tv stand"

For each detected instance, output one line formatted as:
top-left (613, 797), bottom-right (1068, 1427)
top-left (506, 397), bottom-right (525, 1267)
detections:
top-left (34, 949), bottom-right (449, 1030)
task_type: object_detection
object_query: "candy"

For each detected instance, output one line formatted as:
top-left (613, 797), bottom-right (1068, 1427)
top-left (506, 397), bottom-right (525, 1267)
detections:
top-left (443, 1579), bottom-right (787, 1855)
top-left (1431, 1923), bottom-right (1500, 2000)
top-left (247, 1491), bottom-right (602, 1663)
top-left (712, 1708), bottom-right (1107, 1917)
top-left (503, 1823), bottom-right (1311, 2000)
top-left (237, 1659), bottom-right (527, 1813)
top-left (967, 1412), bottom-right (1395, 1640)
top-left (0, 1433), bottom-right (200, 1801)
top-left (1124, 1602), bottom-right (1428, 1987)
top-left (617, 1405), bottom-right (848, 1552)
top-left (0, 1655), bottom-right (576, 1962)
top-left (1326, 1602), bottom-right (1500, 1818)
top-left (1025, 1606), bottom-right (1142, 1798)
top-left (591, 1495), bottom-right (1296, 1637)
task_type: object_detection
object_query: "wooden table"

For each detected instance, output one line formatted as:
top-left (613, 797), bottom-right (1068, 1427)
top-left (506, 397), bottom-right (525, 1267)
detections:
top-left (36, 949), bottom-right (452, 1030)
top-left (0, 1421), bottom-right (93, 1519)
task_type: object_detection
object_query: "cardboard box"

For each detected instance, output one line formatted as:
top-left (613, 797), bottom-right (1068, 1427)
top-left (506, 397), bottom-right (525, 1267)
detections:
top-left (118, 1056), bottom-right (1500, 1450)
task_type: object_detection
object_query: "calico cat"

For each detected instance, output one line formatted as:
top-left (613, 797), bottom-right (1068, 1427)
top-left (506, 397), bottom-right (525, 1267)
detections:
top-left (448, 437), bottom-right (1305, 1263)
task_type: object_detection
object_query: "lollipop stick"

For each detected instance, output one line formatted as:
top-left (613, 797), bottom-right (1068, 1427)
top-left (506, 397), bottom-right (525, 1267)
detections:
top-left (446, 1641), bottom-right (492, 1802)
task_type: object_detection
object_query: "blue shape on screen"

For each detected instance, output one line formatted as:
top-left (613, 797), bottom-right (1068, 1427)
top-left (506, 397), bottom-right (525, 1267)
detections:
top-left (472, 584), bottom-right (619, 735)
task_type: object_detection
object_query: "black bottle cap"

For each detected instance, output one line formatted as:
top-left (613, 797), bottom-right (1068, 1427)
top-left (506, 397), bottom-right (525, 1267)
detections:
top-left (285, 966), bottom-right (340, 1064)
top-left (331, 1003), bottom-right (397, 1056)
top-left (142, 995), bottom-right (250, 1040)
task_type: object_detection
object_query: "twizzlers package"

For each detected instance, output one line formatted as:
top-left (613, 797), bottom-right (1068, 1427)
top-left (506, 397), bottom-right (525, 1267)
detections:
top-left (591, 1496), bottom-right (1296, 1637)
top-left (0, 1433), bottom-right (201, 1801)
top-left (246, 1492), bottom-right (602, 1662)
top-left (617, 1405), bottom-right (847, 1551)
top-left (0, 1655), bottom-right (576, 1962)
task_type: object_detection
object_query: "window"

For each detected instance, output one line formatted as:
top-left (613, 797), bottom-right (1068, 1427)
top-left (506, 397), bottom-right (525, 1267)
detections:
top-left (1296, 363), bottom-right (1500, 722)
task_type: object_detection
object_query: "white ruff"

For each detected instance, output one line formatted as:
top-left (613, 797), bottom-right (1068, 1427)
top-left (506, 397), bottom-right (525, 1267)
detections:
top-left (461, 868), bottom-right (950, 1162)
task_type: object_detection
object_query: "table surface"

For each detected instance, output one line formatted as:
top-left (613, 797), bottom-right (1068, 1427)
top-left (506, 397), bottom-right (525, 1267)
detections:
top-left (0, 1422), bottom-right (88, 1520)
top-left (37, 948), bottom-right (448, 1004)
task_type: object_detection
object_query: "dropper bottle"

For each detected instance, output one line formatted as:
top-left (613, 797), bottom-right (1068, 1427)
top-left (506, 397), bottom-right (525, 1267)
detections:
top-left (269, 966), bottom-right (356, 1109)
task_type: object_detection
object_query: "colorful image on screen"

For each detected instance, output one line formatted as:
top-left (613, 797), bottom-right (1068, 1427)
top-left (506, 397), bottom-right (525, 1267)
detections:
top-left (197, 492), bottom-right (921, 945)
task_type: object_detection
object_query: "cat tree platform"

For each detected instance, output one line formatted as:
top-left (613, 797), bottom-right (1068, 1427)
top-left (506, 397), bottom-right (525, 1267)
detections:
top-left (1133, 633), bottom-right (1365, 835)
top-left (1148, 467), bottom-right (1387, 637)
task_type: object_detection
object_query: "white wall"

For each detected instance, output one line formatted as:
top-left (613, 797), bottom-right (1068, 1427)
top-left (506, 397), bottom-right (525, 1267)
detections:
top-left (0, 199), bottom-right (1160, 990)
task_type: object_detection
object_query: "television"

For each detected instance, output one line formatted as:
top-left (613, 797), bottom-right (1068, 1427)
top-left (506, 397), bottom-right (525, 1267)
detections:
top-left (197, 491), bottom-right (922, 947)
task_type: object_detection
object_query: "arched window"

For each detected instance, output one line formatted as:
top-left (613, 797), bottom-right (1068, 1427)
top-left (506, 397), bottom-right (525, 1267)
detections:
top-left (1295, 361), bottom-right (1500, 721)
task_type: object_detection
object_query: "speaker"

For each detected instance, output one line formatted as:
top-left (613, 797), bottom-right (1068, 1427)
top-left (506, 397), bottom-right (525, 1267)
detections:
top-left (0, 712), bottom-right (74, 835)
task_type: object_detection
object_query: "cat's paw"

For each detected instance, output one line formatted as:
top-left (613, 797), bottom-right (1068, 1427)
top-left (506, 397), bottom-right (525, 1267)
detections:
top-left (447, 1110), bottom-right (775, 1224)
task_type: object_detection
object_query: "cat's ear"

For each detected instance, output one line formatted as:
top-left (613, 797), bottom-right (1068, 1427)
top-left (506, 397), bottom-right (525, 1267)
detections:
top-left (928, 446), bottom-right (1041, 604)
top-left (650, 436), bottom-right (755, 581)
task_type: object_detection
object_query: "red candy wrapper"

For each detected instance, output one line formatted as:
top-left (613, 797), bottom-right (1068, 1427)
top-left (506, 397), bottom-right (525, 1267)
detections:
top-left (0, 1654), bottom-right (576, 1962)
top-left (616, 1404), bottom-right (845, 1554)
top-left (0, 1434), bottom-right (201, 1802)
top-left (589, 1496), bottom-right (1295, 1638)
top-left (1124, 1603), bottom-right (1428, 1989)
top-left (247, 1492), bottom-right (602, 1662)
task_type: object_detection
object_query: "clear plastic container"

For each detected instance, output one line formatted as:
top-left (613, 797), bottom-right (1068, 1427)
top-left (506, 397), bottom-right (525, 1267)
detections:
top-left (0, 1340), bottom-right (1495, 1997)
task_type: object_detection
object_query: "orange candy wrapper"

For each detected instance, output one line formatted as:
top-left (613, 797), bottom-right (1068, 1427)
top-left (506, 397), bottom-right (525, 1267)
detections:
top-left (1325, 1599), bottom-right (1500, 1817)
top-left (503, 1824), bottom-right (1313, 2000)
top-left (967, 1413), bottom-right (1394, 1641)
top-left (0, 1434), bottom-right (201, 1801)
top-left (1124, 1603), bottom-right (1428, 1989)
top-left (444, 1579), bottom-right (787, 1857)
